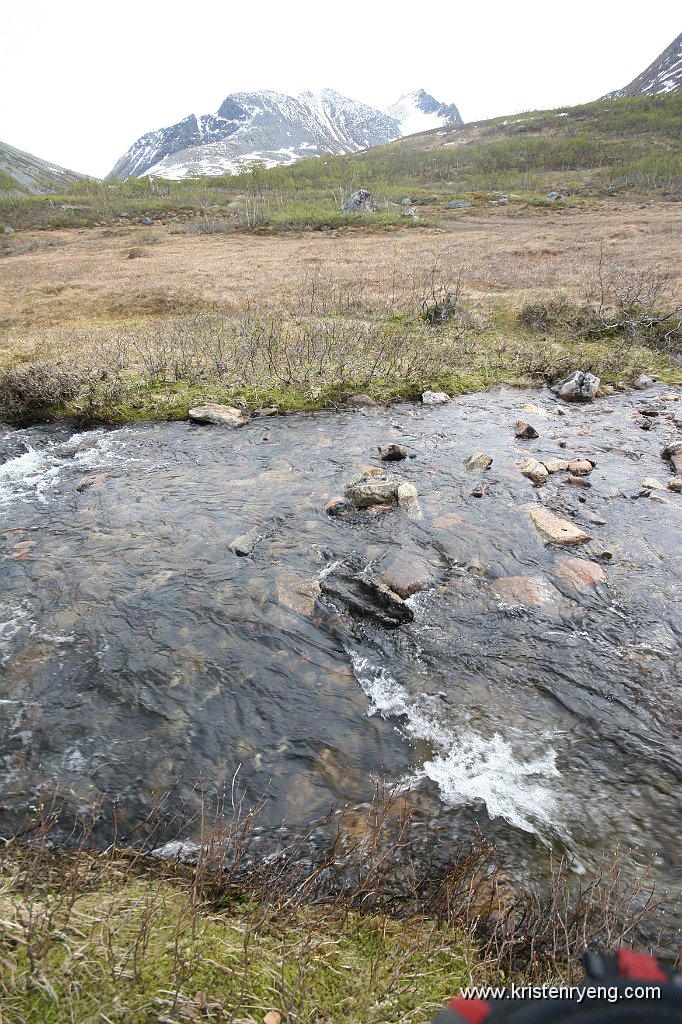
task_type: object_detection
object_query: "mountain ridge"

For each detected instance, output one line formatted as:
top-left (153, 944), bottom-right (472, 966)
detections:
top-left (108, 88), bottom-right (462, 181)
top-left (604, 32), bottom-right (681, 99)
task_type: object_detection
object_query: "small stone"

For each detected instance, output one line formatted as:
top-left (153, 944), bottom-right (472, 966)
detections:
top-left (189, 404), bottom-right (247, 426)
top-left (360, 465), bottom-right (382, 477)
top-left (567, 459), bottom-right (594, 476)
top-left (422, 390), bottom-right (450, 405)
top-left (3, 226), bottom-right (15, 235)
top-left (325, 497), bottom-right (353, 516)
top-left (76, 473), bottom-right (107, 493)
top-left (633, 374), bottom-right (655, 390)
top-left (520, 458), bottom-right (549, 485)
top-left (264, 1012), bottom-right (282, 1024)
top-left (464, 452), bottom-right (493, 471)
top-left (557, 438), bottom-right (567, 448)
top-left (471, 483), bottom-right (485, 497)
top-left (397, 481), bottom-right (422, 518)
top-left (379, 553), bottom-right (436, 598)
top-left (661, 441), bottom-right (682, 474)
top-left (565, 475), bottom-right (591, 488)
top-left (139, 215), bottom-right (153, 225)
top-left (642, 477), bottom-right (665, 490)
top-left (514, 419), bottom-right (539, 439)
top-left (525, 505), bottom-right (591, 546)
top-left (667, 477), bottom-right (682, 492)
top-left (491, 575), bottom-right (560, 607)
top-left (557, 407), bottom-right (567, 416)
top-left (345, 394), bottom-right (376, 408)
top-left (378, 443), bottom-right (407, 461)
top-left (229, 526), bottom-right (260, 557)
top-left (543, 459), bottom-right (570, 473)
top-left (345, 480), bottom-right (397, 508)
top-left (446, 199), bottom-right (471, 209)
top-left (253, 406), bottom-right (278, 417)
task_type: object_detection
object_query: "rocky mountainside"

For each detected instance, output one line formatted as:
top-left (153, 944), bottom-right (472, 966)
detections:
top-left (605, 32), bottom-right (681, 98)
top-left (108, 88), bottom-right (462, 180)
top-left (0, 139), bottom-right (85, 194)
top-left (386, 89), bottom-right (462, 136)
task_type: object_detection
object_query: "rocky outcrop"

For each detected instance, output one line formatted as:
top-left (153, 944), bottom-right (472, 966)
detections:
top-left (342, 190), bottom-right (377, 212)
top-left (551, 371), bottom-right (600, 403)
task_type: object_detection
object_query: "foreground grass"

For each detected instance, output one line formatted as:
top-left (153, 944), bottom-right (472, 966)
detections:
top-left (0, 852), bottom-right (468, 1024)
top-left (1, 286), bottom-right (679, 425)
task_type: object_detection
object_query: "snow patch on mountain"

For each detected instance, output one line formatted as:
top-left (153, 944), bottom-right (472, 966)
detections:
top-left (386, 89), bottom-right (463, 137)
top-left (605, 32), bottom-right (681, 99)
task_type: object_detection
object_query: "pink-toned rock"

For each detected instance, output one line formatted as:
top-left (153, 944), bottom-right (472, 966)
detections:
top-left (379, 553), bottom-right (436, 598)
top-left (554, 557), bottom-right (607, 599)
top-left (567, 459), bottom-right (594, 475)
top-left (543, 458), bottom-right (569, 473)
top-left (525, 505), bottom-right (591, 546)
top-left (520, 458), bottom-right (548, 485)
top-left (490, 575), bottom-right (560, 607)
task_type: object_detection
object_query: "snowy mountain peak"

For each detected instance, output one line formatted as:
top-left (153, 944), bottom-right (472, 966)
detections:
top-left (385, 90), bottom-right (463, 136)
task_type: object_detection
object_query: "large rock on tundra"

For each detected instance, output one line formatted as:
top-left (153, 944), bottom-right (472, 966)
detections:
top-left (551, 371), bottom-right (600, 403)
top-left (342, 190), bottom-right (377, 212)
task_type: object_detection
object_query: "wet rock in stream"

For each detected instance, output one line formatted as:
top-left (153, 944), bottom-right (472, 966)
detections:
top-left (319, 567), bottom-right (414, 628)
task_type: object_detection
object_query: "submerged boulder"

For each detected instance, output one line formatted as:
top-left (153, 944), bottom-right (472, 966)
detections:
top-left (320, 568), bottom-right (413, 628)
top-left (551, 371), bottom-right (600, 403)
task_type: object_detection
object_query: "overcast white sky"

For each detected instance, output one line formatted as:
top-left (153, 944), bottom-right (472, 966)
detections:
top-left (2, 1), bottom-right (680, 178)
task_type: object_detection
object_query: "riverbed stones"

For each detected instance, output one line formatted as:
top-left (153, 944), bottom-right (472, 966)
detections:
top-left (229, 526), bottom-right (260, 556)
top-left (320, 569), bottom-right (413, 628)
top-left (634, 374), bottom-right (655, 390)
top-left (525, 505), bottom-right (591, 546)
top-left (464, 452), bottom-right (493, 471)
top-left (567, 459), bottom-right (595, 476)
top-left (422, 390), bottom-right (450, 405)
top-left (378, 443), bottom-right (407, 461)
top-left (662, 441), bottom-right (682, 474)
top-left (514, 419), bottom-right (539, 439)
top-left (491, 575), bottom-right (560, 607)
top-left (553, 557), bottom-right (607, 599)
top-left (542, 458), bottom-right (570, 474)
top-left (189, 404), bottom-right (247, 426)
top-left (396, 481), bottom-right (422, 518)
top-left (668, 477), bottom-right (682, 493)
top-left (378, 552), bottom-right (436, 597)
top-left (642, 477), bottom-right (665, 490)
top-left (519, 458), bottom-right (549, 486)
top-left (76, 473), bottom-right (107, 493)
top-left (565, 475), bottom-right (591, 488)
top-left (275, 576), bottom-right (321, 616)
top-left (344, 479), bottom-right (398, 508)
top-left (324, 497), bottom-right (353, 517)
top-left (551, 370), bottom-right (600, 403)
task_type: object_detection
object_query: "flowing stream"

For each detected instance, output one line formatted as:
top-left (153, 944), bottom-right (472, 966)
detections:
top-left (1, 385), bottom-right (680, 916)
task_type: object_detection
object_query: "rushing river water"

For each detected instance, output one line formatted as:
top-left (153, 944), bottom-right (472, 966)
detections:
top-left (1, 386), bottom-right (680, 912)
